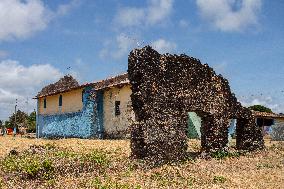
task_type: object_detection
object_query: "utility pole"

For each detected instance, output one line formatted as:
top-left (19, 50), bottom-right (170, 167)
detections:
top-left (14, 99), bottom-right (17, 137)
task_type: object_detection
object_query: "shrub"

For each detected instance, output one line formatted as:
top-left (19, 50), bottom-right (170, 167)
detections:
top-left (83, 149), bottom-right (109, 167)
top-left (0, 155), bottom-right (54, 180)
top-left (89, 177), bottom-right (141, 189)
top-left (44, 143), bottom-right (56, 150)
top-left (211, 151), bottom-right (240, 160)
top-left (0, 177), bottom-right (3, 188)
top-left (23, 159), bottom-right (41, 178)
top-left (213, 175), bottom-right (226, 183)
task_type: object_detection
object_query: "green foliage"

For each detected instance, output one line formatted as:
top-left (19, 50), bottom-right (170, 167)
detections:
top-left (211, 151), bottom-right (240, 160)
top-left (23, 159), bottom-right (41, 178)
top-left (0, 177), bottom-right (4, 188)
top-left (187, 177), bottom-right (196, 186)
top-left (150, 172), bottom-right (172, 186)
top-left (44, 143), bottom-right (56, 150)
top-left (0, 145), bottom-right (112, 182)
top-left (1, 154), bottom-right (54, 180)
top-left (27, 111), bottom-right (36, 133)
top-left (89, 177), bottom-right (142, 189)
top-left (256, 163), bottom-right (275, 169)
top-left (4, 120), bottom-right (11, 129)
top-left (213, 175), bottom-right (226, 184)
top-left (7, 110), bottom-right (28, 129)
top-left (4, 110), bottom-right (36, 133)
top-left (83, 149), bottom-right (109, 167)
top-left (55, 150), bottom-right (76, 158)
top-left (249, 105), bottom-right (273, 113)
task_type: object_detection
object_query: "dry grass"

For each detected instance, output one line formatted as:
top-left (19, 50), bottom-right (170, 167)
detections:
top-left (0, 136), bottom-right (283, 189)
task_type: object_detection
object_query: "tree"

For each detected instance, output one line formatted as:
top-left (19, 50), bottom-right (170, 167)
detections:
top-left (7, 110), bottom-right (28, 130)
top-left (5, 110), bottom-right (36, 133)
top-left (4, 121), bottom-right (10, 129)
top-left (27, 111), bottom-right (36, 133)
top-left (0, 120), bottom-right (3, 135)
top-left (248, 105), bottom-right (273, 113)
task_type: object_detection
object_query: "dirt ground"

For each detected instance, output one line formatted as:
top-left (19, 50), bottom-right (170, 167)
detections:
top-left (0, 136), bottom-right (283, 189)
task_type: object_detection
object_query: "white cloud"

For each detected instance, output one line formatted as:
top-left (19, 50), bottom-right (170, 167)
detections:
top-left (179, 19), bottom-right (189, 28)
top-left (67, 58), bottom-right (91, 83)
top-left (196, 0), bottom-right (262, 32)
top-left (151, 38), bottom-right (177, 54)
top-left (115, 0), bottom-right (174, 27)
top-left (0, 0), bottom-right (80, 42)
top-left (240, 95), bottom-right (284, 113)
top-left (100, 36), bottom-right (177, 60)
top-left (0, 0), bottom-right (51, 41)
top-left (0, 60), bottom-right (63, 120)
top-left (147, 0), bottom-right (174, 25)
top-left (113, 34), bottom-right (137, 59)
top-left (100, 34), bottom-right (138, 60)
top-left (116, 7), bottom-right (145, 27)
top-left (56, 0), bottom-right (81, 16)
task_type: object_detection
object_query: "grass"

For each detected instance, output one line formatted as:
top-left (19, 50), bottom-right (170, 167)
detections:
top-left (211, 150), bottom-right (241, 160)
top-left (0, 136), bottom-right (283, 189)
top-left (213, 175), bottom-right (227, 184)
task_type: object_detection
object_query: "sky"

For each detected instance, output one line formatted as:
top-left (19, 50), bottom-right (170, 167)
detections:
top-left (0, 0), bottom-right (283, 120)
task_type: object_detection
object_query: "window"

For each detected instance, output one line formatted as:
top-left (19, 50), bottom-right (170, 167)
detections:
top-left (44, 98), bottom-right (47, 109)
top-left (115, 101), bottom-right (120, 116)
top-left (59, 95), bottom-right (62, 107)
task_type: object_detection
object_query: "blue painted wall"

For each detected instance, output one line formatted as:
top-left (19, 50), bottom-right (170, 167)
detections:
top-left (37, 86), bottom-right (104, 138)
top-left (96, 90), bottom-right (104, 138)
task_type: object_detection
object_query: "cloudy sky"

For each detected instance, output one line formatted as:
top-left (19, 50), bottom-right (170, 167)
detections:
top-left (0, 0), bottom-right (283, 120)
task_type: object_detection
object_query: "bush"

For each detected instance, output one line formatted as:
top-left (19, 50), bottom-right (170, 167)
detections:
top-left (1, 154), bottom-right (54, 180)
top-left (83, 149), bottom-right (109, 167)
top-left (213, 175), bottom-right (226, 183)
top-left (249, 105), bottom-right (272, 113)
top-left (0, 145), bottom-right (112, 182)
top-left (211, 151), bottom-right (240, 160)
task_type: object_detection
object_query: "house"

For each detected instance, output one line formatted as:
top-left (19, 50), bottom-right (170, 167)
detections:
top-left (252, 110), bottom-right (284, 136)
top-left (35, 73), bottom-right (134, 139)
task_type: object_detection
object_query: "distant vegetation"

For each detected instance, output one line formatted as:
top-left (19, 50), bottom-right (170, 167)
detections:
top-left (248, 105), bottom-right (273, 113)
top-left (1, 110), bottom-right (36, 133)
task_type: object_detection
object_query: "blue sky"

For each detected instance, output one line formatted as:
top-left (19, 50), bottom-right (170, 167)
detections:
top-left (0, 0), bottom-right (283, 120)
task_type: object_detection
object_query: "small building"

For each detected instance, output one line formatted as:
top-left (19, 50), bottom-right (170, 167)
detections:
top-left (252, 111), bottom-right (284, 136)
top-left (35, 74), bottom-right (134, 139)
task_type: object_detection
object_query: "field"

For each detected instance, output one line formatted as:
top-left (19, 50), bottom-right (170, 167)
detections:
top-left (0, 136), bottom-right (283, 189)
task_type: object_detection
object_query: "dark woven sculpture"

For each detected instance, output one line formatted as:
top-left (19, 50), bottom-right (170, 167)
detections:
top-left (128, 46), bottom-right (264, 162)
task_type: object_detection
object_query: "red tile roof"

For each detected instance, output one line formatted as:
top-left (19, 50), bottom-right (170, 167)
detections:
top-left (252, 111), bottom-right (284, 118)
top-left (35, 73), bottom-right (129, 98)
